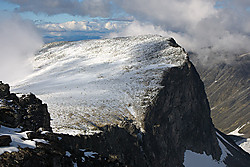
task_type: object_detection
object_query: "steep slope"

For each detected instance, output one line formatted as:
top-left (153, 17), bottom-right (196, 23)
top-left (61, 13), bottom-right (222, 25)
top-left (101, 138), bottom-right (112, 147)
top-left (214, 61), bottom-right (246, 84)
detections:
top-left (193, 54), bottom-right (250, 137)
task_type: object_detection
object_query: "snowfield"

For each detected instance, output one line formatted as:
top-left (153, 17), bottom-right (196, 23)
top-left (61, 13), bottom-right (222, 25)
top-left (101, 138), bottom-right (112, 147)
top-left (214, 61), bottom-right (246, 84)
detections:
top-left (0, 126), bottom-right (49, 155)
top-left (12, 35), bottom-right (188, 133)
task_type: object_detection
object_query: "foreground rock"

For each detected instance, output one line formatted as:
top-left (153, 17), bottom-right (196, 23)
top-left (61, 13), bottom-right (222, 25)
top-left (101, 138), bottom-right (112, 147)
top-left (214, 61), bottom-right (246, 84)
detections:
top-left (0, 135), bottom-right (11, 147)
top-left (0, 82), bottom-right (51, 132)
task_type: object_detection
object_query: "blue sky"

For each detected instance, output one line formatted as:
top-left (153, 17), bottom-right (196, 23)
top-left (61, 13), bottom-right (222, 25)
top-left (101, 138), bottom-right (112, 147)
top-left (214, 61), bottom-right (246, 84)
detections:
top-left (0, 0), bottom-right (134, 42)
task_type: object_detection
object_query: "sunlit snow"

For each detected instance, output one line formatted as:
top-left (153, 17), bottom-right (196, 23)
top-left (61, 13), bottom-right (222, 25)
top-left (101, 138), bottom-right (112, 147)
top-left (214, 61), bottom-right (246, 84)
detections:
top-left (0, 126), bottom-right (49, 155)
top-left (183, 133), bottom-right (236, 167)
top-left (228, 123), bottom-right (250, 153)
top-left (12, 35), bottom-right (188, 133)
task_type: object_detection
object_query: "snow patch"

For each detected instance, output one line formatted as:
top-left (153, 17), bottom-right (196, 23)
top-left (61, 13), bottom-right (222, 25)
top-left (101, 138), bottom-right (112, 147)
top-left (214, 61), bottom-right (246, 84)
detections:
top-left (53, 127), bottom-right (101, 136)
top-left (72, 161), bottom-right (78, 167)
top-left (79, 149), bottom-right (86, 152)
top-left (33, 139), bottom-right (49, 145)
top-left (84, 151), bottom-right (98, 158)
top-left (216, 132), bottom-right (237, 151)
top-left (183, 134), bottom-right (235, 167)
top-left (183, 150), bottom-right (226, 167)
top-left (66, 151), bottom-right (71, 157)
top-left (0, 126), bottom-right (49, 155)
top-left (217, 138), bottom-right (233, 160)
top-left (228, 124), bottom-right (247, 136)
top-left (40, 131), bottom-right (50, 135)
top-left (238, 138), bottom-right (250, 154)
top-left (227, 122), bottom-right (250, 153)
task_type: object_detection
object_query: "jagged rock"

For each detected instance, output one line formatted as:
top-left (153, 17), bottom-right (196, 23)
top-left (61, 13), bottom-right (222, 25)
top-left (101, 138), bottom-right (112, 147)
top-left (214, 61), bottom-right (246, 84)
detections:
top-left (19, 93), bottom-right (51, 132)
top-left (0, 135), bottom-right (12, 146)
top-left (0, 98), bottom-right (22, 128)
top-left (0, 82), bottom-right (10, 98)
top-left (0, 83), bottom-right (51, 132)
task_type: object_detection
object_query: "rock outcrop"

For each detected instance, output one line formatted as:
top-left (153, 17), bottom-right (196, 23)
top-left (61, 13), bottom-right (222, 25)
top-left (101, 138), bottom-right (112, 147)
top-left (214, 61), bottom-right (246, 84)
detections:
top-left (0, 82), bottom-right (51, 132)
top-left (142, 61), bottom-right (221, 166)
top-left (0, 135), bottom-right (11, 147)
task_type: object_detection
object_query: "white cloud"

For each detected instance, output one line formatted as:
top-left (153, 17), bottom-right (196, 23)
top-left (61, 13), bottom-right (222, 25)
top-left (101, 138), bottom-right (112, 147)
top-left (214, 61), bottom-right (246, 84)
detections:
top-left (0, 15), bottom-right (43, 84)
top-left (108, 20), bottom-right (170, 37)
top-left (5, 0), bottom-right (250, 64)
top-left (38, 20), bottom-right (129, 32)
top-left (111, 0), bottom-right (250, 64)
top-left (113, 0), bottom-right (217, 31)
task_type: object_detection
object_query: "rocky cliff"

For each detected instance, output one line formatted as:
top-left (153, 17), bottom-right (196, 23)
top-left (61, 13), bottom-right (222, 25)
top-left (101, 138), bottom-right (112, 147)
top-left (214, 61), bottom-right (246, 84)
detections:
top-left (1, 35), bottom-right (250, 166)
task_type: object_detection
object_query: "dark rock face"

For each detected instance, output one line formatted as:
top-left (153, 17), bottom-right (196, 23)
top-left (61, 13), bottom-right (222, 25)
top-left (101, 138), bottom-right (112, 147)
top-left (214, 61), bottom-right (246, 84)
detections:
top-left (0, 135), bottom-right (12, 146)
top-left (0, 82), bottom-right (51, 132)
top-left (81, 122), bottom-right (148, 166)
top-left (142, 61), bottom-right (221, 166)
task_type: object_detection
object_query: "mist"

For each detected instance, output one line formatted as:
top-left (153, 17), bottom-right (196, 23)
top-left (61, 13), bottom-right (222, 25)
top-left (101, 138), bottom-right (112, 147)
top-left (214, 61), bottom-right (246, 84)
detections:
top-left (111, 0), bottom-right (250, 65)
top-left (4, 0), bottom-right (250, 65)
top-left (0, 15), bottom-right (43, 85)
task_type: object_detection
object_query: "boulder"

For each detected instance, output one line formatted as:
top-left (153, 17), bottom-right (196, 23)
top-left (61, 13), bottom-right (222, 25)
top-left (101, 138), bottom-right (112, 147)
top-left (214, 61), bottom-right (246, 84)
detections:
top-left (0, 82), bottom-right (51, 132)
top-left (0, 135), bottom-right (12, 146)
top-left (0, 81), bottom-right (10, 98)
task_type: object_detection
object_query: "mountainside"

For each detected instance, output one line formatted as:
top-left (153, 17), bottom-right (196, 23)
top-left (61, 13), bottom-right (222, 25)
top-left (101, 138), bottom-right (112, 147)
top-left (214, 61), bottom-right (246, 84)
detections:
top-left (192, 54), bottom-right (250, 138)
top-left (12, 35), bottom-right (187, 133)
top-left (1, 35), bottom-right (248, 166)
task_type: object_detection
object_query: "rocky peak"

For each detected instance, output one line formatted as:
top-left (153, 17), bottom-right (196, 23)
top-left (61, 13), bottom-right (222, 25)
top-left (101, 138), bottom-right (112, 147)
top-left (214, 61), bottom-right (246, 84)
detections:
top-left (0, 82), bottom-right (51, 132)
top-left (0, 81), bottom-right (10, 98)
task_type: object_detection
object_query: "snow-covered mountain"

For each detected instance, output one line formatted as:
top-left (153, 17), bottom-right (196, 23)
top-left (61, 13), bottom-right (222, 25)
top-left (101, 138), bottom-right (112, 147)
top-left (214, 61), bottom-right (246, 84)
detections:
top-left (12, 35), bottom-right (187, 133)
top-left (6, 35), bottom-right (249, 166)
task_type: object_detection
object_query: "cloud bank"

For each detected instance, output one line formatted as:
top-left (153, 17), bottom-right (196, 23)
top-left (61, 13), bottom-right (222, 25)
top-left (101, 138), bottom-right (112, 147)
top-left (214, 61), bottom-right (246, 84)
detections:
top-left (0, 15), bottom-right (43, 84)
top-left (37, 20), bottom-right (130, 43)
top-left (5, 0), bottom-right (250, 64)
top-left (111, 0), bottom-right (250, 64)
top-left (38, 20), bottom-right (128, 32)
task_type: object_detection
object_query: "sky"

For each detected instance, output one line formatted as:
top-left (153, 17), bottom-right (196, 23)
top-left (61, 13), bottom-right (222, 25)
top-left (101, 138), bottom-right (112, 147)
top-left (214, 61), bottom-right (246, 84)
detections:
top-left (0, 0), bottom-right (250, 83)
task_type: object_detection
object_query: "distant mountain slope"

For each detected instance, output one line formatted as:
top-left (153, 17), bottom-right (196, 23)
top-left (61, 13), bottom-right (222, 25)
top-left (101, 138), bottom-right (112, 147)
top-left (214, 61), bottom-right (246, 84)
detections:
top-left (193, 54), bottom-right (250, 138)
